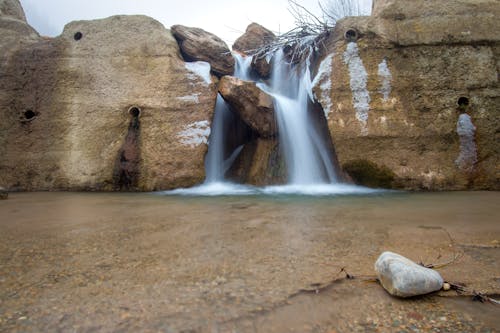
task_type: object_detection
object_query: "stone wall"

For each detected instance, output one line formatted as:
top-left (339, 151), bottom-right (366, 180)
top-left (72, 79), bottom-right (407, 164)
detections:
top-left (313, 0), bottom-right (499, 190)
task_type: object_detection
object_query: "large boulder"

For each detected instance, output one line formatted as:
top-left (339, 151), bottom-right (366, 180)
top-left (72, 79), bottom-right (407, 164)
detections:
top-left (232, 23), bottom-right (275, 54)
top-left (0, 14), bottom-right (217, 191)
top-left (218, 76), bottom-right (277, 137)
top-left (375, 252), bottom-right (444, 297)
top-left (171, 24), bottom-right (234, 76)
top-left (313, 0), bottom-right (500, 190)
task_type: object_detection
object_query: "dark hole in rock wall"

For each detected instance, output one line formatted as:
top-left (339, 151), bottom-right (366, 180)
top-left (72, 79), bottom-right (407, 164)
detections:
top-left (457, 97), bottom-right (469, 107)
top-left (74, 32), bottom-right (83, 41)
top-left (24, 109), bottom-right (36, 120)
top-left (345, 29), bottom-right (358, 42)
top-left (113, 106), bottom-right (142, 190)
top-left (129, 106), bottom-right (141, 117)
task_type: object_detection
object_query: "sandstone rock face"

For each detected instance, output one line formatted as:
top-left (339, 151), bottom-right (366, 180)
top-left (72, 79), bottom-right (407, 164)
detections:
top-left (0, 0), bottom-right (26, 21)
top-left (232, 23), bottom-right (275, 54)
top-left (375, 252), bottom-right (444, 297)
top-left (0, 14), bottom-right (217, 191)
top-left (313, 0), bottom-right (499, 190)
top-left (219, 76), bottom-right (277, 137)
top-left (171, 25), bottom-right (234, 76)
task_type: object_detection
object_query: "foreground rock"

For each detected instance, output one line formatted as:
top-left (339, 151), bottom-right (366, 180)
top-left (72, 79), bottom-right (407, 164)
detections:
top-left (0, 12), bottom-right (217, 191)
top-left (171, 24), bottom-right (234, 76)
top-left (313, 0), bottom-right (500, 190)
top-left (375, 252), bottom-right (444, 297)
top-left (218, 76), bottom-right (277, 137)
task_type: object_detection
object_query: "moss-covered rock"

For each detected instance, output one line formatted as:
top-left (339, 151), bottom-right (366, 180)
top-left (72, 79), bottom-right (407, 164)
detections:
top-left (343, 159), bottom-right (395, 188)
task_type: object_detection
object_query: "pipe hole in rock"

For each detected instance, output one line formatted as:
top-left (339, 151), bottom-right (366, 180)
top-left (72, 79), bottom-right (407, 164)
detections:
top-left (128, 106), bottom-right (141, 117)
top-left (74, 32), bottom-right (83, 41)
top-left (457, 97), bottom-right (470, 108)
top-left (345, 29), bottom-right (358, 42)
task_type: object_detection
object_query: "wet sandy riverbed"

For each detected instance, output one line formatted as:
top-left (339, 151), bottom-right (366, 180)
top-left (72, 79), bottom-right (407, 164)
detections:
top-left (0, 191), bottom-right (499, 332)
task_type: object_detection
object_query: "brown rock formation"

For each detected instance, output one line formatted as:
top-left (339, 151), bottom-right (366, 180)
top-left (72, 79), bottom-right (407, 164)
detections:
top-left (313, 0), bottom-right (500, 190)
top-left (232, 23), bottom-right (275, 79)
top-left (232, 23), bottom-right (275, 54)
top-left (171, 24), bottom-right (234, 76)
top-left (0, 0), bottom-right (26, 21)
top-left (228, 138), bottom-right (286, 186)
top-left (218, 76), bottom-right (277, 138)
top-left (0, 13), bottom-right (217, 191)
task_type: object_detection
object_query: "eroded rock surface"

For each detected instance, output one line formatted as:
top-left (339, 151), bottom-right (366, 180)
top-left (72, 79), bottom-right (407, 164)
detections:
top-left (0, 13), bottom-right (217, 191)
top-left (171, 24), bottom-right (234, 76)
top-left (313, 0), bottom-right (500, 190)
top-left (219, 76), bottom-right (277, 137)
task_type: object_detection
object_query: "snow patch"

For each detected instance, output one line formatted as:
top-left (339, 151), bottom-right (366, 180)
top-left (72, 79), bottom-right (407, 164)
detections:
top-left (312, 53), bottom-right (334, 118)
top-left (377, 59), bottom-right (392, 102)
top-left (178, 121), bottom-right (211, 148)
top-left (343, 42), bottom-right (370, 134)
top-left (177, 94), bottom-right (200, 103)
top-left (185, 61), bottom-right (212, 86)
top-left (455, 114), bottom-right (477, 171)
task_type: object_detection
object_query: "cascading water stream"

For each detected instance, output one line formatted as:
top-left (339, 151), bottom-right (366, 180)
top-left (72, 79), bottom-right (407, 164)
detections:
top-left (166, 49), bottom-right (379, 196)
top-left (260, 49), bottom-right (338, 184)
top-left (203, 53), bottom-right (252, 184)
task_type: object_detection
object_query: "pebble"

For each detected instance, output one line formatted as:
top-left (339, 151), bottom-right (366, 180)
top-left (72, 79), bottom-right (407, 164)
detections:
top-left (442, 282), bottom-right (451, 291)
top-left (0, 187), bottom-right (8, 200)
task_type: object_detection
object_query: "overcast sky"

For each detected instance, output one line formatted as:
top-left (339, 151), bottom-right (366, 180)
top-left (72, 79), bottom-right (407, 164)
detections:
top-left (19, 0), bottom-right (372, 45)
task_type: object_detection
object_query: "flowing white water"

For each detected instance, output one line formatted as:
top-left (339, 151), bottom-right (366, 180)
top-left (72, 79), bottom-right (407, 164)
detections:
top-left (204, 54), bottom-right (253, 184)
top-left (165, 50), bottom-right (381, 196)
top-left (262, 49), bottom-right (338, 184)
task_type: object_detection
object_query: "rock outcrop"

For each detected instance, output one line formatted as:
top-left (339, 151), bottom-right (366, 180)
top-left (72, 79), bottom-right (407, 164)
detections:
top-left (171, 24), bottom-right (234, 76)
top-left (0, 0), bottom-right (26, 21)
top-left (0, 13), bottom-right (217, 191)
top-left (313, 0), bottom-right (500, 190)
top-left (232, 23), bottom-right (275, 54)
top-left (232, 23), bottom-right (276, 79)
top-left (219, 76), bottom-right (277, 137)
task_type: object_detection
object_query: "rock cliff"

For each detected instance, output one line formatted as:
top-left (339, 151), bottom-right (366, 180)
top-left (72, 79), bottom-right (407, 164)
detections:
top-left (0, 5), bottom-right (217, 191)
top-left (313, 0), bottom-right (499, 190)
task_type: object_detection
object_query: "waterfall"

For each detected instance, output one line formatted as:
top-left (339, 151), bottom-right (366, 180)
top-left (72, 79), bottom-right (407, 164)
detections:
top-left (262, 49), bottom-right (338, 184)
top-left (203, 54), bottom-right (253, 184)
top-left (166, 48), bottom-right (378, 196)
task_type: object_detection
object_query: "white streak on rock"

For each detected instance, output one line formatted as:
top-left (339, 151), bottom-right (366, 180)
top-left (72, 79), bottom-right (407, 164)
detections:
top-left (378, 59), bottom-right (392, 102)
top-left (178, 121), bottom-right (211, 148)
top-left (185, 61), bottom-right (212, 86)
top-left (455, 113), bottom-right (478, 171)
top-left (312, 53), bottom-right (334, 118)
top-left (343, 42), bottom-right (370, 134)
top-left (177, 94), bottom-right (200, 103)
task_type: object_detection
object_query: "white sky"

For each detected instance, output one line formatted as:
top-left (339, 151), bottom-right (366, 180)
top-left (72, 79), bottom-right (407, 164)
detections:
top-left (19, 0), bottom-right (372, 45)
